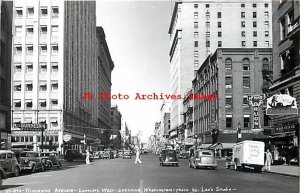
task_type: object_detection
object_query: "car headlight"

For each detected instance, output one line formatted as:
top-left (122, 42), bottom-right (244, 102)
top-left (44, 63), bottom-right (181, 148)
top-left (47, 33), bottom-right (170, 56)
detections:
top-left (24, 159), bottom-right (29, 163)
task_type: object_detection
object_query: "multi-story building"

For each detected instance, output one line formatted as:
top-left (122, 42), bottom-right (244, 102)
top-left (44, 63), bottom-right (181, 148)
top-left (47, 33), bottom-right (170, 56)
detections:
top-left (192, 48), bottom-right (272, 154)
top-left (110, 105), bottom-right (122, 148)
top-left (0, 0), bottom-right (13, 149)
top-left (168, 0), bottom-right (272, 140)
top-left (96, 26), bottom-right (114, 148)
top-left (11, 0), bottom-right (99, 153)
top-left (268, 0), bottom-right (299, 163)
top-left (160, 101), bottom-right (170, 144)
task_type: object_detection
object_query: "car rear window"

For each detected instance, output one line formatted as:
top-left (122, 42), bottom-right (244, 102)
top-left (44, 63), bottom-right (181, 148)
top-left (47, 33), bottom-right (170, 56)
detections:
top-left (201, 151), bottom-right (212, 156)
top-left (20, 152), bottom-right (36, 157)
top-left (162, 150), bottom-right (176, 155)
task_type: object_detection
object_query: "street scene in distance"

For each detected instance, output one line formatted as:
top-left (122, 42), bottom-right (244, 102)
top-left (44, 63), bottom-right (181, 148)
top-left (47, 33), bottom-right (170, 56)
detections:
top-left (0, 0), bottom-right (299, 193)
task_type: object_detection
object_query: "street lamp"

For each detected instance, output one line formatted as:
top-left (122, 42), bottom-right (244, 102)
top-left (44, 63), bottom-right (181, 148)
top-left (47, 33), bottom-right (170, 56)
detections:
top-left (237, 122), bottom-right (242, 143)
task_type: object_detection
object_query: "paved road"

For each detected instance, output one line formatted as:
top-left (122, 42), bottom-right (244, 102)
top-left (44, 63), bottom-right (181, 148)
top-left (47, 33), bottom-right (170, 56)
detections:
top-left (1, 154), bottom-right (299, 193)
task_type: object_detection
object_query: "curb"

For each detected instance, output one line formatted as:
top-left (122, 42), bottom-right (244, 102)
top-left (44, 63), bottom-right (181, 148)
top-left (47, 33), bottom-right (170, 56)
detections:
top-left (266, 171), bottom-right (299, 177)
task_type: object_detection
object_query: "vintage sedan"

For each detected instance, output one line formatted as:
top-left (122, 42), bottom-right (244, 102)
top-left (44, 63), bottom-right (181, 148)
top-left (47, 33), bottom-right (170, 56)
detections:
top-left (19, 151), bottom-right (45, 173)
top-left (0, 166), bottom-right (6, 190)
top-left (189, 149), bottom-right (217, 169)
top-left (159, 149), bottom-right (179, 166)
top-left (41, 152), bottom-right (62, 169)
top-left (122, 150), bottom-right (132, 159)
top-left (102, 149), bottom-right (113, 159)
top-left (0, 150), bottom-right (21, 177)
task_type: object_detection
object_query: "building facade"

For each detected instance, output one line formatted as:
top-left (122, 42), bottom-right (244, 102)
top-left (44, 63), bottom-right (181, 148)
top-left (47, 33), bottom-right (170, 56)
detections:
top-left (269, 0), bottom-right (299, 163)
top-left (168, 0), bottom-right (272, 140)
top-left (12, 0), bottom-right (99, 153)
top-left (110, 105), bottom-right (122, 149)
top-left (193, 48), bottom-right (272, 150)
top-left (0, 0), bottom-right (13, 149)
top-left (160, 101), bottom-right (170, 144)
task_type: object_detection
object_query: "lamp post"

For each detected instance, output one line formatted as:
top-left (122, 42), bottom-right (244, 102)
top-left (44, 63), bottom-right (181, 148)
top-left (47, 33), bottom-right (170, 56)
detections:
top-left (237, 122), bottom-right (242, 143)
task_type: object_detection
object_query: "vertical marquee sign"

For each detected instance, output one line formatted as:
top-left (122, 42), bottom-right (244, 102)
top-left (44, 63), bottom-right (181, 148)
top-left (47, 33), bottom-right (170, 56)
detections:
top-left (248, 95), bottom-right (263, 133)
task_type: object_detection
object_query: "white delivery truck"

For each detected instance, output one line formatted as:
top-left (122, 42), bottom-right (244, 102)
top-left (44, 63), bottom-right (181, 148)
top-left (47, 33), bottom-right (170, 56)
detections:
top-left (231, 140), bottom-right (265, 172)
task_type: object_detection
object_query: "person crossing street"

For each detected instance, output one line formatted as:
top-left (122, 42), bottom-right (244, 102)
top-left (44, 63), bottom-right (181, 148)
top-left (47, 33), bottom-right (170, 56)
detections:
top-left (135, 147), bottom-right (142, 164)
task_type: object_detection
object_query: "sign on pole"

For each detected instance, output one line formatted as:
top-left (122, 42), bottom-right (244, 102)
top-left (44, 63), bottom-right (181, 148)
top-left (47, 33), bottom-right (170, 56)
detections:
top-left (248, 95), bottom-right (263, 133)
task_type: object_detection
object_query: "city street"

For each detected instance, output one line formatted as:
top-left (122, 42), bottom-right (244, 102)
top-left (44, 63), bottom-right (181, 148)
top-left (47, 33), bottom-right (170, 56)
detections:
top-left (2, 154), bottom-right (298, 193)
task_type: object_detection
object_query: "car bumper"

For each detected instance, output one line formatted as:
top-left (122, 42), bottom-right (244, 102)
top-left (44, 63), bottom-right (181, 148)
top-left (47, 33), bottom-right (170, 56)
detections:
top-left (196, 163), bottom-right (217, 167)
top-left (162, 162), bottom-right (178, 165)
top-left (123, 156), bottom-right (131, 158)
top-left (21, 166), bottom-right (33, 170)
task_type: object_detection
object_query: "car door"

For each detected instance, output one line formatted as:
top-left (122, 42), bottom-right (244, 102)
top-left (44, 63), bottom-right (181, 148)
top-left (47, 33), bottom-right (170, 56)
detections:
top-left (0, 153), bottom-right (8, 172)
top-left (6, 153), bottom-right (13, 172)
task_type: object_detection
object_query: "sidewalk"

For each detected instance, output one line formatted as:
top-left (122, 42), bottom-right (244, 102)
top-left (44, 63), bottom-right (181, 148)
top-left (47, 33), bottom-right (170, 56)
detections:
top-left (266, 165), bottom-right (299, 177)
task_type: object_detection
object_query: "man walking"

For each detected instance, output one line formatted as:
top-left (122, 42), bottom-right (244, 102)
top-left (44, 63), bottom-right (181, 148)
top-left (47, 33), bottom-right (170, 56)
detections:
top-left (86, 150), bottom-right (91, 165)
top-left (265, 149), bottom-right (273, 172)
top-left (135, 147), bottom-right (142, 164)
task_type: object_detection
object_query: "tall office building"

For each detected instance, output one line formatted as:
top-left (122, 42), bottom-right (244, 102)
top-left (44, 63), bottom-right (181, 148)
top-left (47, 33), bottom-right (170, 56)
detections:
top-left (12, 0), bottom-right (99, 153)
top-left (168, 0), bottom-right (272, 138)
top-left (0, 0), bottom-right (13, 149)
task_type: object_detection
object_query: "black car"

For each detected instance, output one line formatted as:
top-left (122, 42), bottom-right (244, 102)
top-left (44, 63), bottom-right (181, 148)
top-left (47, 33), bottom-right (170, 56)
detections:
top-left (64, 149), bottom-right (85, 162)
top-left (41, 152), bottom-right (62, 169)
top-left (159, 149), bottom-right (179, 166)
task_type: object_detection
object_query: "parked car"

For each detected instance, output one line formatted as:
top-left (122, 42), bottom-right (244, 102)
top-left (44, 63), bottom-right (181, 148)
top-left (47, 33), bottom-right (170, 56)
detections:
top-left (93, 151), bottom-right (102, 159)
top-left (99, 151), bottom-right (105, 159)
top-left (64, 149), bottom-right (85, 162)
top-left (122, 150), bottom-right (132, 159)
top-left (0, 166), bottom-right (6, 190)
top-left (118, 150), bottom-right (124, 157)
top-left (189, 149), bottom-right (217, 169)
top-left (112, 150), bottom-right (118, 158)
top-left (19, 151), bottom-right (45, 173)
top-left (102, 149), bottom-right (113, 159)
top-left (41, 152), bottom-right (61, 169)
top-left (0, 150), bottom-right (21, 177)
top-left (159, 149), bottom-right (178, 166)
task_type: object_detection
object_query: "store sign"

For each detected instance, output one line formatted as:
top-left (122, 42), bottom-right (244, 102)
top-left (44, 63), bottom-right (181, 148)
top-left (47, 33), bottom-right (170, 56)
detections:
top-left (63, 134), bottom-right (72, 142)
top-left (13, 123), bottom-right (46, 130)
top-left (266, 94), bottom-right (298, 115)
top-left (223, 130), bottom-right (254, 134)
top-left (248, 95), bottom-right (263, 132)
top-left (272, 123), bottom-right (297, 134)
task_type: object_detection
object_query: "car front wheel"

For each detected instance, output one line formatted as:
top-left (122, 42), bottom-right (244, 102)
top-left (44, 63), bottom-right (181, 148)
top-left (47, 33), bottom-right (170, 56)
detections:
top-left (31, 165), bottom-right (36, 173)
top-left (14, 167), bottom-right (20, 177)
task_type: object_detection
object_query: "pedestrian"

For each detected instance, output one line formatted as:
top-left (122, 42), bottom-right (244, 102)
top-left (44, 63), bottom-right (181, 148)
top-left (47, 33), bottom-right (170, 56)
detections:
top-left (274, 147), bottom-right (279, 163)
top-left (265, 149), bottom-right (273, 172)
top-left (135, 147), bottom-right (142, 164)
top-left (86, 150), bottom-right (91, 165)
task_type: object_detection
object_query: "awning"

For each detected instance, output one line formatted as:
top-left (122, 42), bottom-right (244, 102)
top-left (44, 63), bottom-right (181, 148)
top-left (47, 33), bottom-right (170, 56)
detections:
top-left (210, 143), bottom-right (236, 150)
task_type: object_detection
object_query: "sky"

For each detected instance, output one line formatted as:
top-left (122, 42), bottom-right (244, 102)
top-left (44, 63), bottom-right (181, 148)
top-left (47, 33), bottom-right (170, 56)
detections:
top-left (96, 0), bottom-right (172, 142)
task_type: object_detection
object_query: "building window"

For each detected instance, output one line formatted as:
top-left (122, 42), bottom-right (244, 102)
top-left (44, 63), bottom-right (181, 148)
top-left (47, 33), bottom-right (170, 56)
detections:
top-left (194, 12), bottom-right (198, 19)
top-left (52, 7), bottom-right (59, 17)
top-left (194, 60), bottom-right (199, 67)
top-left (241, 21), bottom-right (245, 27)
top-left (26, 26), bottom-right (34, 36)
top-left (241, 31), bottom-right (245, 37)
top-left (50, 99), bottom-right (58, 108)
top-left (39, 82), bottom-right (47, 91)
top-left (253, 12), bottom-right (257, 18)
top-left (14, 82), bottom-right (21, 91)
top-left (253, 31), bottom-right (257, 37)
top-left (264, 11), bottom-right (269, 18)
top-left (51, 25), bottom-right (59, 36)
top-left (41, 26), bottom-right (47, 35)
top-left (243, 59), bottom-right (250, 70)
top-left (40, 7), bottom-right (48, 17)
top-left (194, 41), bottom-right (198, 47)
top-left (253, 3), bottom-right (257, 8)
top-left (206, 31), bottom-right (210, 37)
top-left (25, 100), bottom-right (33, 109)
top-left (265, 31), bottom-right (269, 37)
top-left (194, 51), bottom-right (199, 57)
top-left (243, 76), bottom-right (250, 88)
top-left (253, 21), bottom-right (257, 27)
top-left (26, 45), bottom-right (33, 55)
top-left (51, 82), bottom-right (58, 91)
top-left (194, 22), bottom-right (198, 28)
top-left (241, 4), bottom-right (245, 8)
top-left (264, 3), bottom-right (268, 7)
top-left (244, 115), bottom-right (250, 128)
top-left (40, 45), bottom-right (47, 55)
top-left (15, 45), bottom-right (22, 55)
top-left (205, 22), bottom-right (210, 28)
top-left (226, 96), bottom-right (233, 108)
top-left (14, 64), bottom-right (22, 73)
top-left (226, 115), bottom-right (232, 128)
top-left (253, 41), bottom-right (257, 47)
top-left (225, 76), bottom-right (232, 88)
top-left (15, 26), bottom-right (22, 36)
top-left (265, 21), bottom-right (269, 28)
top-left (25, 82), bottom-right (33, 91)
top-left (50, 119), bottom-right (58, 128)
top-left (217, 12), bottom-right (221, 18)
top-left (14, 100), bottom-right (21, 108)
top-left (243, 96), bottom-right (249, 108)
top-left (218, 41), bottom-right (222, 47)
top-left (241, 12), bottom-right (245, 18)
top-left (16, 8), bottom-right (23, 18)
top-left (26, 63), bottom-right (33, 73)
top-left (39, 63), bottom-right (47, 72)
top-left (51, 45), bottom-right (59, 55)
top-left (218, 31), bottom-right (222, 37)
top-left (225, 58), bottom-right (232, 70)
top-left (51, 62), bottom-right (58, 72)
top-left (206, 41), bottom-right (210, 47)
top-left (242, 41), bottom-right (246, 47)
top-left (39, 100), bottom-right (47, 108)
top-left (265, 41), bottom-right (270, 47)
top-left (194, 32), bottom-right (198, 38)
top-left (218, 22), bottom-right (222, 28)
top-left (27, 7), bottom-right (34, 18)
top-left (194, 4), bottom-right (198, 8)
top-left (206, 4), bottom-right (209, 8)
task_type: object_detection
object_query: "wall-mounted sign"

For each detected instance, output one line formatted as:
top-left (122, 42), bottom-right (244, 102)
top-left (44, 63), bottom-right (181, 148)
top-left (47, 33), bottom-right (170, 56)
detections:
top-left (63, 134), bottom-right (72, 142)
top-left (248, 95), bottom-right (263, 132)
top-left (267, 94), bottom-right (298, 115)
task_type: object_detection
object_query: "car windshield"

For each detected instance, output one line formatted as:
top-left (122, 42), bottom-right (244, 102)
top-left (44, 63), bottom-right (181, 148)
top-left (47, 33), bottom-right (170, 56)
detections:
top-left (20, 152), bottom-right (36, 157)
top-left (41, 153), bottom-right (50, 156)
top-left (162, 150), bottom-right (176, 155)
